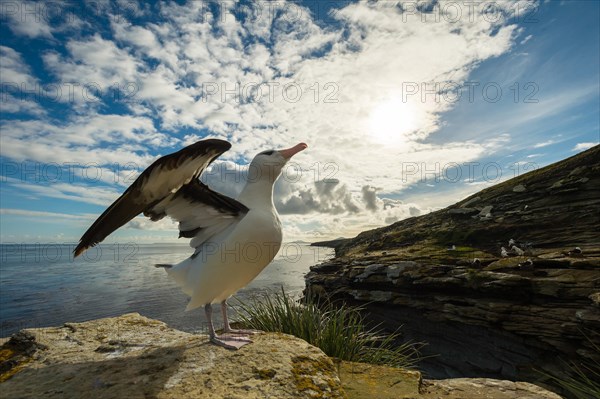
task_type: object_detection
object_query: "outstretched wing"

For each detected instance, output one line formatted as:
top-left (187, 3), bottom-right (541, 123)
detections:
top-left (73, 139), bottom-right (233, 257)
top-left (150, 178), bottom-right (248, 250)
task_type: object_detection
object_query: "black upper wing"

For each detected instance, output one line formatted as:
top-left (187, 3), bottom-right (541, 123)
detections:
top-left (73, 139), bottom-right (232, 257)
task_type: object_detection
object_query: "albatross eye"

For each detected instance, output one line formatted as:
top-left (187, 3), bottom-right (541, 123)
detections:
top-left (260, 150), bottom-right (275, 156)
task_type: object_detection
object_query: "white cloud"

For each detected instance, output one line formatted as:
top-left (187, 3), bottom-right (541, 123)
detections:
top-left (520, 34), bottom-right (533, 45)
top-left (534, 139), bottom-right (556, 148)
top-left (126, 217), bottom-right (178, 231)
top-left (42, 34), bottom-right (142, 104)
top-left (0, 4), bottom-right (54, 38)
top-left (0, 208), bottom-right (92, 220)
top-left (0, 94), bottom-right (46, 116)
top-left (2, 176), bottom-right (120, 207)
top-left (1, 0), bottom-right (544, 240)
top-left (0, 114), bottom-right (170, 165)
top-left (362, 185), bottom-right (380, 212)
top-left (572, 142), bottom-right (597, 152)
top-left (277, 179), bottom-right (361, 215)
top-left (0, 46), bottom-right (38, 86)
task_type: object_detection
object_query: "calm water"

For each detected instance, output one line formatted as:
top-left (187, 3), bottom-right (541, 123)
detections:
top-left (0, 243), bottom-right (333, 337)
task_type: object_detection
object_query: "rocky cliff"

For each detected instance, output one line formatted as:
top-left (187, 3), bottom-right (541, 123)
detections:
top-left (305, 145), bottom-right (600, 394)
top-left (0, 313), bottom-right (562, 398)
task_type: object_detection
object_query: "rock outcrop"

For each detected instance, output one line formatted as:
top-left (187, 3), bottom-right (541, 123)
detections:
top-left (305, 146), bottom-right (600, 395)
top-left (0, 313), bottom-right (563, 398)
top-left (338, 361), bottom-right (561, 399)
top-left (0, 313), bottom-right (345, 399)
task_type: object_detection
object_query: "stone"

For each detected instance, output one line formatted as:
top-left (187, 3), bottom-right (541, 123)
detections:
top-left (337, 361), bottom-right (421, 398)
top-left (448, 208), bottom-right (478, 215)
top-left (0, 313), bottom-right (346, 399)
top-left (353, 263), bottom-right (386, 281)
top-left (590, 292), bottom-right (600, 307)
top-left (569, 166), bottom-right (587, 176)
top-left (349, 289), bottom-right (394, 302)
top-left (460, 196), bottom-right (481, 208)
top-left (550, 180), bottom-right (564, 189)
top-left (478, 205), bottom-right (493, 218)
top-left (337, 361), bottom-right (561, 399)
top-left (512, 184), bottom-right (527, 193)
top-left (387, 262), bottom-right (418, 279)
top-left (420, 378), bottom-right (562, 399)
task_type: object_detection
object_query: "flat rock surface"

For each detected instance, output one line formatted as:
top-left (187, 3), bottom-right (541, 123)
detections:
top-left (0, 313), bottom-right (346, 399)
top-left (0, 313), bottom-right (565, 399)
top-left (420, 378), bottom-right (563, 399)
top-left (337, 361), bottom-right (561, 399)
top-left (337, 361), bottom-right (421, 398)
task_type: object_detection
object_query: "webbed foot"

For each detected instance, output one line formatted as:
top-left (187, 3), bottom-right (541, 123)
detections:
top-left (224, 328), bottom-right (260, 335)
top-left (210, 334), bottom-right (253, 350)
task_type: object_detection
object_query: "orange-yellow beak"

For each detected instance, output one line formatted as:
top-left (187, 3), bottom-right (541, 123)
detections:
top-left (279, 143), bottom-right (308, 159)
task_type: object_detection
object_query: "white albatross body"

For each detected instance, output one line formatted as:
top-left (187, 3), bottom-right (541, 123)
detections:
top-left (73, 139), bottom-right (307, 349)
top-left (168, 194), bottom-right (283, 310)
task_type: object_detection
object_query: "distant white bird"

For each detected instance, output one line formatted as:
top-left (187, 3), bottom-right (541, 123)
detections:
top-left (512, 245), bottom-right (525, 256)
top-left (501, 247), bottom-right (509, 258)
top-left (508, 238), bottom-right (516, 247)
top-left (74, 139), bottom-right (307, 349)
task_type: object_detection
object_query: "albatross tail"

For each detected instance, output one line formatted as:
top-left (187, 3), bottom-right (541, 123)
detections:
top-left (162, 258), bottom-right (194, 298)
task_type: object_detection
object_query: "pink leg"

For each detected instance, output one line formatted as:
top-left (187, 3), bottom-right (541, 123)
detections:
top-left (221, 299), bottom-right (260, 335)
top-left (205, 303), bottom-right (252, 350)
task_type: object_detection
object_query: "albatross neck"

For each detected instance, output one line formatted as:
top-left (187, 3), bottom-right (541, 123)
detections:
top-left (237, 178), bottom-right (276, 211)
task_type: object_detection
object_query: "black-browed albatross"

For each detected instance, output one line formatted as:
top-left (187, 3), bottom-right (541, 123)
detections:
top-left (73, 139), bottom-right (307, 349)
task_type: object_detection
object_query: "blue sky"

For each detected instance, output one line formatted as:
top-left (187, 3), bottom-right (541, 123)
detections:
top-left (0, 0), bottom-right (598, 244)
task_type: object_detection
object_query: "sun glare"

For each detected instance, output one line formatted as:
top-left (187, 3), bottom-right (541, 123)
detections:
top-left (368, 99), bottom-right (418, 146)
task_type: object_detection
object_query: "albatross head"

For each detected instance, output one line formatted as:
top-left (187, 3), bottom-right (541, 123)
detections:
top-left (248, 143), bottom-right (308, 183)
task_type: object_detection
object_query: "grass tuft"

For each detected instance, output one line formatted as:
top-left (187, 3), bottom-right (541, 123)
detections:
top-left (539, 330), bottom-right (600, 399)
top-left (234, 288), bottom-right (422, 369)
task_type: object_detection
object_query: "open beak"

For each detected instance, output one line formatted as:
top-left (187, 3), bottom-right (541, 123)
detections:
top-left (279, 143), bottom-right (308, 160)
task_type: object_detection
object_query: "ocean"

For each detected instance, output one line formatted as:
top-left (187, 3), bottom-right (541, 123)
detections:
top-left (0, 243), bottom-right (334, 337)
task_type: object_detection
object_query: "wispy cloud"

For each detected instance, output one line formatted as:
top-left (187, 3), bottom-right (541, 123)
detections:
top-left (2, 176), bottom-right (120, 207)
top-left (572, 142), bottom-right (598, 152)
top-left (5, 0), bottom-right (596, 242)
top-left (534, 139), bottom-right (557, 148)
top-left (0, 46), bottom-right (38, 86)
top-left (521, 34), bottom-right (533, 45)
top-left (0, 6), bottom-right (54, 38)
top-left (0, 208), bottom-right (92, 220)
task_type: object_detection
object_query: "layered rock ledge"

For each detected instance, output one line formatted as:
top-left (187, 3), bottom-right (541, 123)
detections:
top-left (0, 313), bottom-right (561, 398)
top-left (306, 250), bottom-right (599, 386)
top-left (305, 145), bottom-right (600, 394)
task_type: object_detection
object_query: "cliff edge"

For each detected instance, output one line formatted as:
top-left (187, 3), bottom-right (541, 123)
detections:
top-left (0, 313), bottom-right (562, 398)
top-left (306, 145), bottom-right (600, 392)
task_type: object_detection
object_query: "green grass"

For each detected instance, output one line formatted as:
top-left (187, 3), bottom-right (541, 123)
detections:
top-left (539, 331), bottom-right (600, 399)
top-left (234, 288), bottom-right (422, 369)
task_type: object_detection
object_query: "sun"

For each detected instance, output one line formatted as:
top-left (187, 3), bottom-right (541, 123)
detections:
top-left (368, 98), bottom-right (418, 146)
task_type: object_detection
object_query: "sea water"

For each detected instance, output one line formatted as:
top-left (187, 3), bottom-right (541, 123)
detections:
top-left (0, 243), bottom-right (333, 337)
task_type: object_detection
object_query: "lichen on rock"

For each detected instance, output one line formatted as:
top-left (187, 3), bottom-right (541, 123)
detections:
top-left (0, 313), bottom-right (346, 399)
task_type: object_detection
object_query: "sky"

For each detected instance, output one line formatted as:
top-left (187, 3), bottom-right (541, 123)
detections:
top-left (0, 0), bottom-right (598, 245)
